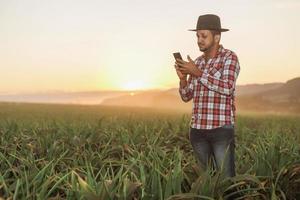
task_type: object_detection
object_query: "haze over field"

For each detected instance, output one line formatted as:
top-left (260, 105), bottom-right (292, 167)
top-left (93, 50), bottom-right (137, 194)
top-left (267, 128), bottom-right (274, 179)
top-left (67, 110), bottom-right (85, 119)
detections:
top-left (1, 77), bottom-right (300, 114)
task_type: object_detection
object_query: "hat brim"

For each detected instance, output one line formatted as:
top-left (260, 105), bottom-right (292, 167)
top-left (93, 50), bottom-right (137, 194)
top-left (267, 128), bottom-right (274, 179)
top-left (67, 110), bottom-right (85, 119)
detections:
top-left (188, 28), bottom-right (229, 32)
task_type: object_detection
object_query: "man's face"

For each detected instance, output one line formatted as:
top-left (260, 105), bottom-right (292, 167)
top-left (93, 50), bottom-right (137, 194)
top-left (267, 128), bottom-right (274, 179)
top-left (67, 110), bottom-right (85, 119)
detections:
top-left (196, 30), bottom-right (215, 52)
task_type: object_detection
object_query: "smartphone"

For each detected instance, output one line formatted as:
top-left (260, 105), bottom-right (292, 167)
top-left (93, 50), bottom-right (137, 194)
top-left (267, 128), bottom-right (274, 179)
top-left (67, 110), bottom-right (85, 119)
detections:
top-left (173, 52), bottom-right (183, 68)
top-left (173, 52), bottom-right (182, 61)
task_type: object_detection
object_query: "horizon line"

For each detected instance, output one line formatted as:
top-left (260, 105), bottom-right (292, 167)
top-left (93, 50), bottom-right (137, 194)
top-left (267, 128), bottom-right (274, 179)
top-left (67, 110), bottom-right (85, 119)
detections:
top-left (1, 76), bottom-right (299, 95)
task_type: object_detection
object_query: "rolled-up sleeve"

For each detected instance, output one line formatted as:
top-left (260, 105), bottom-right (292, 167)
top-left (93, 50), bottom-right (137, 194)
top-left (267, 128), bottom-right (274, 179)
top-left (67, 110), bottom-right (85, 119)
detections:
top-left (179, 76), bottom-right (194, 102)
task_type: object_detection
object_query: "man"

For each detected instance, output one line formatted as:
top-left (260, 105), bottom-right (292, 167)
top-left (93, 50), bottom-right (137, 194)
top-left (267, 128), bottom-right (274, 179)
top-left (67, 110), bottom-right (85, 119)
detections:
top-left (175, 14), bottom-right (240, 178)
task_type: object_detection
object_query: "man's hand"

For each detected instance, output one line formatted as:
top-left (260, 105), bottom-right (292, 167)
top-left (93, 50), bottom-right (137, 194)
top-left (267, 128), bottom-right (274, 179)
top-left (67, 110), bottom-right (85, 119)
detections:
top-left (174, 64), bottom-right (187, 80)
top-left (176, 55), bottom-right (202, 77)
top-left (174, 63), bottom-right (189, 88)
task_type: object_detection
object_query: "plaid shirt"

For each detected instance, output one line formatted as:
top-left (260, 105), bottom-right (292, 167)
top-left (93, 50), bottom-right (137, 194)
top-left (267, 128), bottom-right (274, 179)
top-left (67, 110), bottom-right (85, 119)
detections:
top-left (179, 45), bottom-right (240, 130)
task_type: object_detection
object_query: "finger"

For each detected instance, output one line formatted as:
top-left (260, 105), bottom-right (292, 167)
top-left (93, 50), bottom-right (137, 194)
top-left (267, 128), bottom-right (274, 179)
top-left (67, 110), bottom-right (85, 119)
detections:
top-left (176, 59), bottom-right (187, 64)
top-left (187, 55), bottom-right (193, 62)
top-left (174, 64), bottom-right (183, 69)
top-left (174, 64), bottom-right (181, 69)
top-left (176, 62), bottom-right (185, 68)
top-left (175, 66), bottom-right (182, 71)
top-left (180, 68), bottom-right (189, 73)
top-left (176, 69), bottom-right (184, 76)
top-left (178, 62), bottom-right (188, 68)
top-left (176, 58), bottom-right (188, 64)
top-left (175, 66), bottom-right (184, 72)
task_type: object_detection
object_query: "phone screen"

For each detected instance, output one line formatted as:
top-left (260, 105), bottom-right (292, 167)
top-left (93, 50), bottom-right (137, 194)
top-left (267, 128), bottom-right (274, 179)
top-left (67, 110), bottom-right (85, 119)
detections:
top-left (173, 52), bottom-right (183, 68)
top-left (173, 52), bottom-right (182, 61)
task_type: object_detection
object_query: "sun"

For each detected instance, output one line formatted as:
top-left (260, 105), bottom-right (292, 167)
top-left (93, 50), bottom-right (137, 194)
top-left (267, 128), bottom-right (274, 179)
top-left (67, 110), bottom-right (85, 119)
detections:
top-left (122, 80), bottom-right (150, 91)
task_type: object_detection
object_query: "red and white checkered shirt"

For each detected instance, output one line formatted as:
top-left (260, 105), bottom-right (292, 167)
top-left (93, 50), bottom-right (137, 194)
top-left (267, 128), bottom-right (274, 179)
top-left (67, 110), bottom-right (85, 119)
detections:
top-left (179, 45), bottom-right (240, 130)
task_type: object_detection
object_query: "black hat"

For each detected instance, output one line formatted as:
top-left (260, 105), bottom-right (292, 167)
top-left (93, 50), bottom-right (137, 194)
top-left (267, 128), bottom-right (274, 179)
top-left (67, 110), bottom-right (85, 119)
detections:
top-left (189, 14), bottom-right (229, 32)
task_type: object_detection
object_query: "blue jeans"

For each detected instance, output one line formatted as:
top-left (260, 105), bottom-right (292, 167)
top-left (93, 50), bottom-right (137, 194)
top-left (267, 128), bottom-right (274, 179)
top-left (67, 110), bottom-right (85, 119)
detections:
top-left (189, 124), bottom-right (236, 177)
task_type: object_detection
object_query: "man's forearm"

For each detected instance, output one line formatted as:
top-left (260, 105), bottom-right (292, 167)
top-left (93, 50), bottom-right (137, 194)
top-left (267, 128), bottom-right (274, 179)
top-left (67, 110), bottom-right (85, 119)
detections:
top-left (178, 77), bottom-right (193, 102)
top-left (180, 79), bottom-right (187, 88)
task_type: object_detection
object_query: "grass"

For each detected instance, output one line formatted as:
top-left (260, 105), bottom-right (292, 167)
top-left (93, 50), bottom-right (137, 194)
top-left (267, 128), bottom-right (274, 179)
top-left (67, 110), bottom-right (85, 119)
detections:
top-left (0, 102), bottom-right (300, 199)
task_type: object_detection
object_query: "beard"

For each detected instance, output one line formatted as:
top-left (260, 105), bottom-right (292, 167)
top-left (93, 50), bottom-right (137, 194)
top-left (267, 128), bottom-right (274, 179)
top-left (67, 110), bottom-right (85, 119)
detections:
top-left (199, 47), bottom-right (208, 52)
top-left (198, 41), bottom-right (215, 52)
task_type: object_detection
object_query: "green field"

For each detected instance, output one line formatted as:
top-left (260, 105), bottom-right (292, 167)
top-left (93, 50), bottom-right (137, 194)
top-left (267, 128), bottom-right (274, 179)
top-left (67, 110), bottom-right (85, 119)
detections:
top-left (0, 102), bottom-right (300, 200)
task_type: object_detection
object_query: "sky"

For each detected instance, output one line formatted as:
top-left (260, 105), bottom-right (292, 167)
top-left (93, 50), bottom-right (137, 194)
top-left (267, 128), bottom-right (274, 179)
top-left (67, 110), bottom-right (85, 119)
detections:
top-left (1, 0), bottom-right (299, 93)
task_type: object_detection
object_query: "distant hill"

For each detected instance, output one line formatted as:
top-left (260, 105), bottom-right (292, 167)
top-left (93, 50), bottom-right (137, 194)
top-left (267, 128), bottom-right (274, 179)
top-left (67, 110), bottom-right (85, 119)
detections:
top-left (1, 77), bottom-right (300, 114)
top-left (260, 77), bottom-right (300, 102)
top-left (101, 77), bottom-right (300, 114)
top-left (235, 83), bottom-right (283, 96)
top-left (236, 77), bottom-right (300, 113)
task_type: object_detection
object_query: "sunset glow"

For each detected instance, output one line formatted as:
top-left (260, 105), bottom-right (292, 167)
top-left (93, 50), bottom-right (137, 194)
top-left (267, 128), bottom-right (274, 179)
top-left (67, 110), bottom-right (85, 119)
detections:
top-left (0, 0), bottom-right (299, 93)
top-left (122, 80), bottom-right (151, 91)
